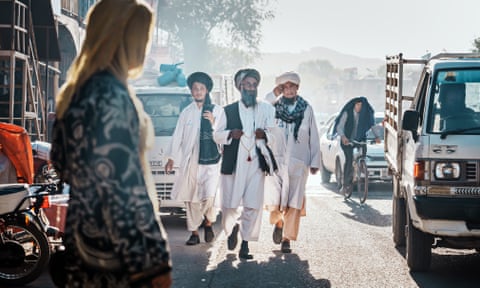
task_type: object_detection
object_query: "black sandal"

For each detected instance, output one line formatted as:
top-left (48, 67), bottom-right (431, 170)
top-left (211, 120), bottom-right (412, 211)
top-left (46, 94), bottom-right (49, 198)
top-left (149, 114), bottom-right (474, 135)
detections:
top-left (186, 234), bottom-right (200, 245)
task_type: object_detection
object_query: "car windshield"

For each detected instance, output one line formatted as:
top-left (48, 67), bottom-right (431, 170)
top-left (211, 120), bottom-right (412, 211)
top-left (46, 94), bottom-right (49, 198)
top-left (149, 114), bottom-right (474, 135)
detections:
top-left (427, 68), bottom-right (480, 134)
top-left (137, 93), bottom-right (191, 136)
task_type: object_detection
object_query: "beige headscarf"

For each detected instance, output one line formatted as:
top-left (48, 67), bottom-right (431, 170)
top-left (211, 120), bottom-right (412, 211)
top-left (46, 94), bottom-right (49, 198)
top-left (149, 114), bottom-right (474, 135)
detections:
top-left (55, 0), bottom-right (159, 212)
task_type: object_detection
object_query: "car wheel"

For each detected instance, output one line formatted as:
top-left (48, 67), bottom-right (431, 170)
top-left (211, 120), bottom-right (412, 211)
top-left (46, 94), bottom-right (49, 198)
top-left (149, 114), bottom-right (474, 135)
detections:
top-left (320, 156), bottom-right (331, 183)
top-left (392, 178), bottom-right (406, 247)
top-left (406, 207), bottom-right (432, 272)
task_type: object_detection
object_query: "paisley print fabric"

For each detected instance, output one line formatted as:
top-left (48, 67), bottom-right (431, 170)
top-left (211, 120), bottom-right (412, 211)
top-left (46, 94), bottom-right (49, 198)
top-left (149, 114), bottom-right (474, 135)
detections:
top-left (51, 71), bottom-right (170, 287)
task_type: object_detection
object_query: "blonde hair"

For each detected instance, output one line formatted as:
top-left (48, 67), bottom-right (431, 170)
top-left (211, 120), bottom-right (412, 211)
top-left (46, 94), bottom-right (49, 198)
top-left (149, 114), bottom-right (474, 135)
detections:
top-left (55, 0), bottom-right (154, 119)
top-left (55, 0), bottom-right (160, 212)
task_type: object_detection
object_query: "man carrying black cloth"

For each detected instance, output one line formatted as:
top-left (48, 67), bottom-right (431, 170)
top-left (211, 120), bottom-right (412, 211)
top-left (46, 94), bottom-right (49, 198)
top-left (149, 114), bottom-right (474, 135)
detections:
top-left (214, 68), bottom-right (276, 259)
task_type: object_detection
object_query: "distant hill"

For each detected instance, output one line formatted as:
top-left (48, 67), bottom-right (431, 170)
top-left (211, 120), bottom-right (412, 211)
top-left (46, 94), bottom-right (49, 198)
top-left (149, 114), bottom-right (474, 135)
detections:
top-left (253, 46), bottom-right (384, 76)
top-left (252, 46), bottom-right (387, 114)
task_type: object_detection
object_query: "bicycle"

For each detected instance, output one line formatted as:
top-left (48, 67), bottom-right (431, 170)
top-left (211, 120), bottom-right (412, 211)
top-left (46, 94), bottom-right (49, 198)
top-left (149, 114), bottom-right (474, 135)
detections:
top-left (343, 140), bottom-right (369, 204)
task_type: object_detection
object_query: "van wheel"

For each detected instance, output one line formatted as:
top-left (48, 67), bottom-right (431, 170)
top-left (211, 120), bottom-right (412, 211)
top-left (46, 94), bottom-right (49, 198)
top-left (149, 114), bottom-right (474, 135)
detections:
top-left (335, 158), bottom-right (343, 189)
top-left (392, 179), bottom-right (406, 247)
top-left (320, 158), bottom-right (331, 183)
top-left (406, 208), bottom-right (432, 272)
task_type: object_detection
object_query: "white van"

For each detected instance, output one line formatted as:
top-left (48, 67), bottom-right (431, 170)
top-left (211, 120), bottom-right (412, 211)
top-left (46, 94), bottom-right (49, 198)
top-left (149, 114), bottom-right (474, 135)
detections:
top-left (135, 85), bottom-right (191, 212)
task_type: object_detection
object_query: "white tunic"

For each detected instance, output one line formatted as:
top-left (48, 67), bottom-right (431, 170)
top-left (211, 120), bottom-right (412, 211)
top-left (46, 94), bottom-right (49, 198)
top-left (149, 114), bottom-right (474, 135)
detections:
top-left (264, 92), bottom-right (321, 210)
top-left (165, 102), bottom-right (223, 202)
top-left (214, 100), bottom-right (276, 209)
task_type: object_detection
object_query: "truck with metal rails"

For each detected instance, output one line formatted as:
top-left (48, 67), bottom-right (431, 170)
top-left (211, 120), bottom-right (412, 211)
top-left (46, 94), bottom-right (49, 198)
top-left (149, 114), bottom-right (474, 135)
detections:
top-left (385, 53), bottom-right (480, 271)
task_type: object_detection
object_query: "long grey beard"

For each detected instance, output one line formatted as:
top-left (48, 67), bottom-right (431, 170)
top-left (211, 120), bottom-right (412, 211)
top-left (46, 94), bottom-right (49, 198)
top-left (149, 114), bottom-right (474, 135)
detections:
top-left (241, 90), bottom-right (257, 107)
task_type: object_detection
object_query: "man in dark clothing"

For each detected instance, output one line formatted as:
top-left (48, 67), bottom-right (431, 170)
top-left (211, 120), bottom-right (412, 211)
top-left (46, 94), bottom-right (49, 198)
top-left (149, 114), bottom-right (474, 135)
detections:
top-left (334, 97), bottom-right (380, 194)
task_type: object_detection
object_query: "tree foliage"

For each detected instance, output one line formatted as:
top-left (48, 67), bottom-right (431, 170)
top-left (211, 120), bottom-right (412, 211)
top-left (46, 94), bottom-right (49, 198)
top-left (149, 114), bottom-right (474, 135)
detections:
top-left (473, 37), bottom-right (480, 52)
top-left (298, 60), bottom-right (335, 79)
top-left (157, 0), bottom-right (275, 73)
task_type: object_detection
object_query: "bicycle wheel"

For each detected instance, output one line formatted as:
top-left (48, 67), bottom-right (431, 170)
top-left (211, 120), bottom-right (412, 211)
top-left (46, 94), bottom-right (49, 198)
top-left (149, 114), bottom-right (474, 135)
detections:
top-left (356, 159), bottom-right (368, 203)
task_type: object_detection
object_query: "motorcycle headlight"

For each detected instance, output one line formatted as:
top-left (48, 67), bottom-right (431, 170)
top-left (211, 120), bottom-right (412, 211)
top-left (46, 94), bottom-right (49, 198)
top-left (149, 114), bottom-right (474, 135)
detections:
top-left (434, 162), bottom-right (460, 180)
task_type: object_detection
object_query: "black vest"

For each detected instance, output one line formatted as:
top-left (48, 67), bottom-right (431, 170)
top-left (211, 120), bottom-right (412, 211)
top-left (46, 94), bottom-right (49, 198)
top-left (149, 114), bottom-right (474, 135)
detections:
top-left (220, 102), bottom-right (242, 174)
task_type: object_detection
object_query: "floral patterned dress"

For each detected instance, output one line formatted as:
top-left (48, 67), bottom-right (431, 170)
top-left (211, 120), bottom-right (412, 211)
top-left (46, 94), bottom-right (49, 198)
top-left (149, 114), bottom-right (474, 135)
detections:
top-left (51, 71), bottom-right (171, 287)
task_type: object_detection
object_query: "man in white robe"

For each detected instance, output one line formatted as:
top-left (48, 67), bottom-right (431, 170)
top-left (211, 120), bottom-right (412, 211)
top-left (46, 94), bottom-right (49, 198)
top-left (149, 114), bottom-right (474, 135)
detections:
top-left (214, 68), bottom-right (276, 259)
top-left (264, 71), bottom-right (321, 253)
top-left (165, 72), bottom-right (222, 245)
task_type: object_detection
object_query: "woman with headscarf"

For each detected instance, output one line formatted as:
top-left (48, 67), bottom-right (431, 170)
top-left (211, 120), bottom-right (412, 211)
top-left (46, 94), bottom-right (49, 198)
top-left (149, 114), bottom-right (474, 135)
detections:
top-left (264, 71), bottom-right (321, 253)
top-left (165, 72), bottom-right (222, 245)
top-left (50, 0), bottom-right (171, 287)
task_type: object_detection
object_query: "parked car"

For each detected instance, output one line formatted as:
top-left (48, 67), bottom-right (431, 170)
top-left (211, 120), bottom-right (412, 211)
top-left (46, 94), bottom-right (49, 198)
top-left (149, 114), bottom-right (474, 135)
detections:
top-left (319, 112), bottom-right (391, 187)
top-left (317, 112), bottom-right (337, 138)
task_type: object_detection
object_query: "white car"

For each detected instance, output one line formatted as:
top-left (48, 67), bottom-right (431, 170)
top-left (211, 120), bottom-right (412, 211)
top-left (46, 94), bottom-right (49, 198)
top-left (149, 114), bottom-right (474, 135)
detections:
top-left (319, 112), bottom-right (391, 187)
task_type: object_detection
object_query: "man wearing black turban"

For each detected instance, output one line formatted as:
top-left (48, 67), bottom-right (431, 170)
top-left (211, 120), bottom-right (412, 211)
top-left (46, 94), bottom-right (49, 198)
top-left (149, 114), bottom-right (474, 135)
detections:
top-left (165, 71), bottom-right (222, 246)
top-left (214, 68), bottom-right (277, 260)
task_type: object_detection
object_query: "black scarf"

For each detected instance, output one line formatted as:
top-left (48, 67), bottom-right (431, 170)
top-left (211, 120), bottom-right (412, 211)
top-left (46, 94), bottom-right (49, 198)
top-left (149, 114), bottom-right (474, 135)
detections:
top-left (198, 95), bottom-right (221, 164)
top-left (274, 95), bottom-right (308, 141)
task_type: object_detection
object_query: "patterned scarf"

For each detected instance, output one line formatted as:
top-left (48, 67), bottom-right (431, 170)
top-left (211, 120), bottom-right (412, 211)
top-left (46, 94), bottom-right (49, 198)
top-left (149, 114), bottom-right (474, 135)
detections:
top-left (199, 95), bottom-right (221, 164)
top-left (274, 95), bottom-right (308, 141)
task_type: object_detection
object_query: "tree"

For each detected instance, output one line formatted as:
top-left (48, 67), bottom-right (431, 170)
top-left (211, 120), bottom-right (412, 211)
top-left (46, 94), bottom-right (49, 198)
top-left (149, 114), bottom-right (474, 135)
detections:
top-left (473, 37), bottom-right (480, 52)
top-left (298, 60), bottom-right (334, 79)
top-left (157, 0), bottom-right (275, 74)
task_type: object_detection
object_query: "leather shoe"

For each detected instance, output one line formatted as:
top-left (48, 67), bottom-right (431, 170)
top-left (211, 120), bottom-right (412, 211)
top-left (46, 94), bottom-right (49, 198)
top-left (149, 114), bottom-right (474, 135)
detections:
top-left (227, 224), bottom-right (239, 250)
top-left (186, 234), bottom-right (200, 245)
top-left (281, 240), bottom-right (291, 253)
top-left (239, 240), bottom-right (253, 260)
top-left (272, 225), bottom-right (283, 245)
top-left (204, 226), bottom-right (215, 243)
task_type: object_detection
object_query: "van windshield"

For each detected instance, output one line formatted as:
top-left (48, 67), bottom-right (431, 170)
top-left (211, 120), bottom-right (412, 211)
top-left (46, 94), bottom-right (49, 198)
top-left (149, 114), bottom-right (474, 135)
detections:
top-left (137, 93), bottom-right (192, 136)
top-left (427, 69), bottom-right (480, 134)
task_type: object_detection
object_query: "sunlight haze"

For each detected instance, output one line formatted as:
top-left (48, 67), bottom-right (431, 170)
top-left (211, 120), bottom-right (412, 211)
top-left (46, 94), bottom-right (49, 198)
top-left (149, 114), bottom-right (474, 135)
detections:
top-left (261, 0), bottom-right (480, 59)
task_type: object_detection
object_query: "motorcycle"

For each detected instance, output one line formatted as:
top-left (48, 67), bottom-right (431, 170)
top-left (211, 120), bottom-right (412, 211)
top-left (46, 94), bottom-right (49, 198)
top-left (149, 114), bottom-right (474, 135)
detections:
top-left (0, 181), bottom-right (61, 286)
top-left (0, 122), bottom-right (63, 286)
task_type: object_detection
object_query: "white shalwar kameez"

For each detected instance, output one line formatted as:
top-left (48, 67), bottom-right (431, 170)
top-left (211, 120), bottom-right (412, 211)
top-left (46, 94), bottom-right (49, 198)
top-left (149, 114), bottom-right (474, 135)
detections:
top-left (264, 92), bottom-right (321, 240)
top-left (214, 101), bottom-right (275, 241)
top-left (166, 102), bottom-right (222, 231)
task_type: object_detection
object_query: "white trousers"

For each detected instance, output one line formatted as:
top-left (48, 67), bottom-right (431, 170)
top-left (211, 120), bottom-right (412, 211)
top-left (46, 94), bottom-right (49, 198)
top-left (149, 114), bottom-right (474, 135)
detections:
top-left (222, 206), bottom-right (262, 242)
top-left (185, 197), bottom-right (217, 231)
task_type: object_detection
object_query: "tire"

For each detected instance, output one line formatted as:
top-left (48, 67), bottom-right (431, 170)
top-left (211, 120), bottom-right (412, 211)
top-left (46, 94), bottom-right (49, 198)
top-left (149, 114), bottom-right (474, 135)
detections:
top-left (320, 157), bottom-right (331, 183)
top-left (335, 158), bottom-right (343, 190)
top-left (356, 159), bottom-right (368, 204)
top-left (0, 218), bottom-right (51, 286)
top-left (406, 208), bottom-right (432, 272)
top-left (392, 179), bottom-right (406, 247)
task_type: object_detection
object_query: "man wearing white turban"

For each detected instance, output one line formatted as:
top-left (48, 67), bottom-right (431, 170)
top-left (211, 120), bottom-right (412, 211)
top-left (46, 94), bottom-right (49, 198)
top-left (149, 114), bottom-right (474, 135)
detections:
top-left (264, 71), bottom-right (321, 253)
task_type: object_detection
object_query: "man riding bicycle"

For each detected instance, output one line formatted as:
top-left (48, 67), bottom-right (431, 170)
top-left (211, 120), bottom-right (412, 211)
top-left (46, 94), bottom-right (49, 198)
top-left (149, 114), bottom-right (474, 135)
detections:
top-left (334, 97), bottom-right (380, 194)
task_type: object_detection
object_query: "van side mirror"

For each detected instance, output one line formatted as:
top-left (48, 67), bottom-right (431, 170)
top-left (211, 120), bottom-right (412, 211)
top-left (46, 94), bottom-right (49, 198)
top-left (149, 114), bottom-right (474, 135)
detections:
top-left (402, 110), bottom-right (419, 140)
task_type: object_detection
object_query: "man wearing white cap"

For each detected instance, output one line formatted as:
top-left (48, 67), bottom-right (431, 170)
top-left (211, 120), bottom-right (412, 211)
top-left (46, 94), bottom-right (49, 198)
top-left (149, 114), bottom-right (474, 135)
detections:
top-left (264, 71), bottom-right (321, 253)
top-left (214, 68), bottom-right (276, 259)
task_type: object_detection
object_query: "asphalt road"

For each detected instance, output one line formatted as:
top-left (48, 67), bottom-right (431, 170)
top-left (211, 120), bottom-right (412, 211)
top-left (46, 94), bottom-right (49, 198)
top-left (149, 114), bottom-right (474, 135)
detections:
top-left (15, 175), bottom-right (480, 288)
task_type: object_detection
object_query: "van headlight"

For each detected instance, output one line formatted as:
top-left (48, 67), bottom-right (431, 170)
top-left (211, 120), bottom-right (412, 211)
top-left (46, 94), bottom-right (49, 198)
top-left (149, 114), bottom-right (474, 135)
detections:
top-left (434, 162), bottom-right (460, 180)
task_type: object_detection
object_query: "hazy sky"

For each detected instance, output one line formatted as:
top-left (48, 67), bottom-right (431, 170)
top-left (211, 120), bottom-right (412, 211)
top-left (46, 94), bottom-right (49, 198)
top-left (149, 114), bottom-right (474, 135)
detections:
top-left (260, 0), bottom-right (480, 59)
